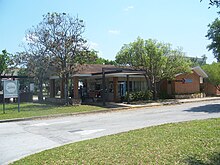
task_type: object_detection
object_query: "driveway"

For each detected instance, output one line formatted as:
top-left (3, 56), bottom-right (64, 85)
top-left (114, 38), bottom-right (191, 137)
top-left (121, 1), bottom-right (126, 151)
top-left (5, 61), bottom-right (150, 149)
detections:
top-left (0, 100), bottom-right (220, 164)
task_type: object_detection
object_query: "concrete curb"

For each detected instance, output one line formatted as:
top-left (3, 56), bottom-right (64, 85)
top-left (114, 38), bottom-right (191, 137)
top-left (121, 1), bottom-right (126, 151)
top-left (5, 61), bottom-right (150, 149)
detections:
top-left (0, 97), bottom-right (219, 123)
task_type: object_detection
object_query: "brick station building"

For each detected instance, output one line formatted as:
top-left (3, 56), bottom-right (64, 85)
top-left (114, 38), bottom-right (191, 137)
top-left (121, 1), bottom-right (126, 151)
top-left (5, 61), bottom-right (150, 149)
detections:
top-left (48, 64), bottom-right (147, 104)
top-left (48, 65), bottom-right (211, 104)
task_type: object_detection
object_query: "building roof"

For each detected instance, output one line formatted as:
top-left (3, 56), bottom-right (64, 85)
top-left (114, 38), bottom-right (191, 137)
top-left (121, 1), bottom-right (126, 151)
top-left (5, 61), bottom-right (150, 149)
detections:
top-left (50, 64), bottom-right (209, 80)
top-left (50, 64), bottom-right (146, 79)
top-left (175, 66), bottom-right (208, 78)
top-left (74, 64), bottom-right (117, 74)
top-left (73, 64), bottom-right (145, 77)
top-left (192, 66), bottom-right (208, 78)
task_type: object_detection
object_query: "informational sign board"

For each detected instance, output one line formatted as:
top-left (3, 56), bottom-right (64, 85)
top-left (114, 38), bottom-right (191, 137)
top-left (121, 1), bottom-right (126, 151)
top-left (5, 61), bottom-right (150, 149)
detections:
top-left (30, 83), bottom-right (34, 92)
top-left (184, 79), bottom-right (193, 83)
top-left (3, 80), bottom-right (19, 98)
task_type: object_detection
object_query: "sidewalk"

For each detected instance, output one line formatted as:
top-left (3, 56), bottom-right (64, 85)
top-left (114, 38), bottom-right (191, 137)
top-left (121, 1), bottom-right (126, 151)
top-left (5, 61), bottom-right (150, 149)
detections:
top-left (0, 97), bottom-right (219, 123)
top-left (104, 96), bottom-right (220, 108)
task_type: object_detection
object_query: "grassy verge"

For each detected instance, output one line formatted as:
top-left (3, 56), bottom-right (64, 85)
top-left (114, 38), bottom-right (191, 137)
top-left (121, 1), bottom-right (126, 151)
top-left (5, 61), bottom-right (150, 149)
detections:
top-left (0, 103), bottom-right (106, 120)
top-left (12, 118), bottom-right (220, 165)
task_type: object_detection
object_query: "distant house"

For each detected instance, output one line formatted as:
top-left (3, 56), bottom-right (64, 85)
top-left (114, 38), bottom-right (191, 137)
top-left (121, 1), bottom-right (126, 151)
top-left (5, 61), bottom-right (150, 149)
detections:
top-left (160, 66), bottom-right (208, 98)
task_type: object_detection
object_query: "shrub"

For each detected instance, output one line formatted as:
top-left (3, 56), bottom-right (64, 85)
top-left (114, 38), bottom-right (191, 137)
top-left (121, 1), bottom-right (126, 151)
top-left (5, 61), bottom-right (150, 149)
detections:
top-left (126, 90), bottom-right (153, 102)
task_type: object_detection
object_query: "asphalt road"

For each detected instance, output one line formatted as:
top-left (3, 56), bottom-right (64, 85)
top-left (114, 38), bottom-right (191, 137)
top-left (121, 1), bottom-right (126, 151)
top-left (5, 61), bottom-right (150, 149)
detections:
top-left (1, 100), bottom-right (220, 165)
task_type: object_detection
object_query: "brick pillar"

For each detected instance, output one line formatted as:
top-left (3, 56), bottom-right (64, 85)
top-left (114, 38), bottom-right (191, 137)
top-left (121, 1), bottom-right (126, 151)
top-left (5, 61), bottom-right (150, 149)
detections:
top-left (73, 76), bottom-right (79, 99)
top-left (50, 79), bottom-right (55, 98)
top-left (113, 77), bottom-right (118, 102)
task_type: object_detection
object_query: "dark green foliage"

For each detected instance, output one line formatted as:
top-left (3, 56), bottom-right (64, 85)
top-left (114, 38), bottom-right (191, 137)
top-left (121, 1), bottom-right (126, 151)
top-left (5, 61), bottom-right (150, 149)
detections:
top-left (159, 90), bottom-right (169, 99)
top-left (206, 18), bottom-right (220, 62)
top-left (0, 49), bottom-right (10, 75)
top-left (202, 62), bottom-right (220, 90)
top-left (126, 90), bottom-right (153, 102)
top-left (75, 49), bottom-right (116, 65)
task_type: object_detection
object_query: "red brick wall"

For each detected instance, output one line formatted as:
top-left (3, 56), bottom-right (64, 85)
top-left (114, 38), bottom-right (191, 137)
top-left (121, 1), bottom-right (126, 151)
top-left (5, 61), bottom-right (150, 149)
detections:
top-left (160, 79), bottom-right (167, 92)
top-left (204, 83), bottom-right (220, 96)
top-left (174, 71), bottom-right (200, 94)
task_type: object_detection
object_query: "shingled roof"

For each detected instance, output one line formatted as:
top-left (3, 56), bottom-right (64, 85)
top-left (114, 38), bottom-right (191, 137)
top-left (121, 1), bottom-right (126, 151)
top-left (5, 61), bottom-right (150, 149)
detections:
top-left (74, 64), bottom-right (117, 74)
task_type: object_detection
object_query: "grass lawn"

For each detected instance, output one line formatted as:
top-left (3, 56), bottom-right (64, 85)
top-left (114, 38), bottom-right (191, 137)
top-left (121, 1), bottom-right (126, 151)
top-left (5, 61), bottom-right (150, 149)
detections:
top-left (0, 103), bottom-right (106, 120)
top-left (12, 118), bottom-right (220, 165)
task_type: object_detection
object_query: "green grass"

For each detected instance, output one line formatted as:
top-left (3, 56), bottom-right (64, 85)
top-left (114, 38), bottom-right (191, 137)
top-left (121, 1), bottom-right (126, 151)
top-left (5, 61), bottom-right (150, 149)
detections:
top-left (0, 103), bottom-right (106, 120)
top-left (12, 118), bottom-right (220, 165)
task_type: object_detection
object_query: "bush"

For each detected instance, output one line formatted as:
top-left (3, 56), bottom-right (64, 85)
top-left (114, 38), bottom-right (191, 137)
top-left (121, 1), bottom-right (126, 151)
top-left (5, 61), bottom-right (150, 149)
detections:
top-left (126, 90), bottom-right (153, 102)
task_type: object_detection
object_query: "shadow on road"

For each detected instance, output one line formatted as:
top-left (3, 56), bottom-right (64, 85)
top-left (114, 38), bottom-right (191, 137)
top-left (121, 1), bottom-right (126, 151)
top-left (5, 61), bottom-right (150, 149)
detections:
top-left (185, 104), bottom-right (220, 113)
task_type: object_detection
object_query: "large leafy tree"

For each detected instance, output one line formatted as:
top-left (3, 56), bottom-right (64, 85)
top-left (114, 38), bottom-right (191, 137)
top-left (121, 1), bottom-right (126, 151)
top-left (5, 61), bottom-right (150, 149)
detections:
top-left (206, 17), bottom-right (220, 62)
top-left (21, 12), bottom-right (87, 103)
top-left (202, 62), bottom-right (220, 90)
top-left (115, 37), bottom-right (191, 99)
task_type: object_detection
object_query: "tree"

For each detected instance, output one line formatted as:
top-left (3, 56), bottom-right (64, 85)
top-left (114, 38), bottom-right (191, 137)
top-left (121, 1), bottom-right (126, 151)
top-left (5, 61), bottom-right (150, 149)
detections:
top-left (97, 58), bottom-right (116, 65)
top-left (206, 18), bottom-right (220, 62)
top-left (200, 0), bottom-right (220, 8)
top-left (21, 12), bottom-right (87, 104)
top-left (74, 49), bottom-right (116, 65)
top-left (202, 62), bottom-right (220, 90)
top-left (15, 51), bottom-right (51, 101)
top-left (203, 62), bottom-right (220, 90)
top-left (17, 67), bottom-right (32, 91)
top-left (20, 25), bottom-right (52, 101)
top-left (0, 49), bottom-right (10, 75)
top-left (188, 55), bottom-right (207, 67)
top-left (73, 49), bottom-right (99, 64)
top-left (115, 37), bottom-right (191, 99)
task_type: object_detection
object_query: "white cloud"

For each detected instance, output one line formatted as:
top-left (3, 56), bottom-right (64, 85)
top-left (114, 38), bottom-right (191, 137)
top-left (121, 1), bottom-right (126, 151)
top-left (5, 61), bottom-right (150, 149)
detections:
top-left (124, 5), bottom-right (134, 12)
top-left (108, 30), bottom-right (120, 35)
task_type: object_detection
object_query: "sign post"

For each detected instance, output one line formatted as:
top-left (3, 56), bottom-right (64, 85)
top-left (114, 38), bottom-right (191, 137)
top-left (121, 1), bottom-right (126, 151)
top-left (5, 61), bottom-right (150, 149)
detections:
top-left (3, 80), bottom-right (19, 113)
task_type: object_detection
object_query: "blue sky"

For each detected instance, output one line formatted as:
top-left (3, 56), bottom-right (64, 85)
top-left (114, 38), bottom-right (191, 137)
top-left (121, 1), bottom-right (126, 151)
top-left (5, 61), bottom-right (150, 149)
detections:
top-left (0, 0), bottom-right (218, 63)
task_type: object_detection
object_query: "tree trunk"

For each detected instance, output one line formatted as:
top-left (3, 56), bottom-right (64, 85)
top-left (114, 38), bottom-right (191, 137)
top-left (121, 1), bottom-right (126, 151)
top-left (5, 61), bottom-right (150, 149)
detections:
top-left (65, 73), bottom-right (69, 105)
top-left (38, 79), bottom-right (44, 102)
top-left (151, 76), bottom-right (158, 100)
top-left (153, 82), bottom-right (158, 100)
top-left (144, 74), bottom-right (151, 91)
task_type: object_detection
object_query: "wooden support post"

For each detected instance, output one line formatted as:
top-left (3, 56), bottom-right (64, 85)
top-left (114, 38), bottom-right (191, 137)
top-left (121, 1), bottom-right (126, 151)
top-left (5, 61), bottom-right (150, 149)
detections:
top-left (102, 69), bottom-right (106, 106)
top-left (127, 75), bottom-right (130, 104)
top-left (73, 76), bottom-right (79, 99)
top-left (113, 77), bottom-right (118, 102)
top-left (60, 78), bottom-right (65, 99)
top-left (50, 79), bottom-right (55, 98)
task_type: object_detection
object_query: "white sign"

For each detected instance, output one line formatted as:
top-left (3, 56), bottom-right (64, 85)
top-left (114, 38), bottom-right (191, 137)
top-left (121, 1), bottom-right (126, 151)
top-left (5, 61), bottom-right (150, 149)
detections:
top-left (30, 83), bottom-right (34, 92)
top-left (3, 80), bottom-right (19, 98)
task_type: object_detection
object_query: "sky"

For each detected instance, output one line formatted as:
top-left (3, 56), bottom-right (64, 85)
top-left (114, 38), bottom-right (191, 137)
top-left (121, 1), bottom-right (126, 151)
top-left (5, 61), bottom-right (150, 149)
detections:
top-left (0, 0), bottom-right (219, 64)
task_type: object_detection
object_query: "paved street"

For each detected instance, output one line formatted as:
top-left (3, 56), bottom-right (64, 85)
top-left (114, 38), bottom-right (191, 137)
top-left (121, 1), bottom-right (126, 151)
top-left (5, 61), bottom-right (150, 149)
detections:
top-left (0, 100), bottom-right (220, 164)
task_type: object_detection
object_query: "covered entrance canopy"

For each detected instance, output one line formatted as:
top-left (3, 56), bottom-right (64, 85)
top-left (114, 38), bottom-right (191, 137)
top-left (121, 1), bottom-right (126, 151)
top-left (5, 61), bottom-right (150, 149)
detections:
top-left (49, 64), bottom-right (147, 105)
top-left (92, 67), bottom-right (146, 105)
